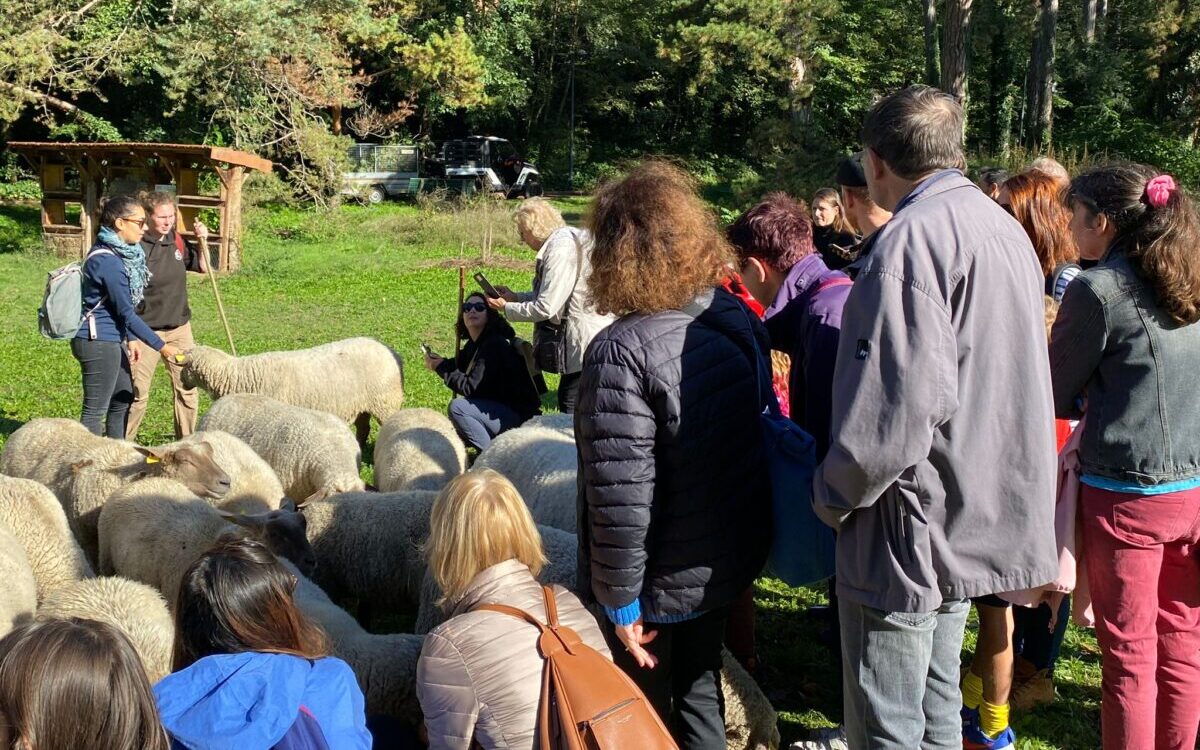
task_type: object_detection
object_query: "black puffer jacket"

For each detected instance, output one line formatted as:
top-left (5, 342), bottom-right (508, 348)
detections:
top-left (574, 287), bottom-right (771, 620)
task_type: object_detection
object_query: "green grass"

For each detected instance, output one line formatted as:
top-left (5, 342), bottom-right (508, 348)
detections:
top-left (0, 198), bottom-right (1102, 748)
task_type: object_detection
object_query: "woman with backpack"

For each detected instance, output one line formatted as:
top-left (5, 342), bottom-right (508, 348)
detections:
top-left (73, 195), bottom-right (181, 437)
top-left (1050, 164), bottom-right (1200, 750)
top-left (1000, 169), bottom-right (1082, 302)
top-left (424, 291), bottom-right (542, 450)
top-left (154, 537), bottom-right (371, 750)
top-left (416, 470), bottom-right (613, 749)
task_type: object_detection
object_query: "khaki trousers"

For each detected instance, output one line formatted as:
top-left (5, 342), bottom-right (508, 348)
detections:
top-left (126, 322), bottom-right (198, 440)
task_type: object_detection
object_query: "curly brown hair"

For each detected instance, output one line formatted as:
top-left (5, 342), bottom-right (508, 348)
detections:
top-left (1004, 169), bottom-right (1079, 277)
top-left (587, 160), bottom-right (731, 315)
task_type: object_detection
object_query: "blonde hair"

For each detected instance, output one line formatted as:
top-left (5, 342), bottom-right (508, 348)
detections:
top-left (426, 470), bottom-right (547, 606)
top-left (1043, 295), bottom-right (1060, 340)
top-left (513, 198), bottom-right (565, 246)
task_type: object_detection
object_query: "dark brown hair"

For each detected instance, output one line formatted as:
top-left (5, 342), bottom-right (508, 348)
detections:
top-left (173, 536), bottom-right (328, 671)
top-left (1066, 163), bottom-right (1200, 325)
top-left (587, 160), bottom-right (730, 315)
top-left (727, 192), bottom-right (816, 272)
top-left (1004, 170), bottom-right (1079, 277)
top-left (455, 291), bottom-right (518, 342)
top-left (861, 85), bottom-right (965, 180)
top-left (0, 618), bottom-right (168, 750)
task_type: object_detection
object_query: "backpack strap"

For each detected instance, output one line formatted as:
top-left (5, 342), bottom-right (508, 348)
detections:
top-left (815, 275), bottom-right (852, 294)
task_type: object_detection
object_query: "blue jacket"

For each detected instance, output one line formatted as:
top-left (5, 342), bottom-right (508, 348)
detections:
top-left (75, 245), bottom-right (164, 349)
top-left (154, 653), bottom-right (371, 750)
top-left (762, 253), bottom-right (850, 461)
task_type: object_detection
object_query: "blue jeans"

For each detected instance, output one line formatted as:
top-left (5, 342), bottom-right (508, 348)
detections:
top-left (840, 597), bottom-right (970, 750)
top-left (1012, 595), bottom-right (1071, 673)
top-left (447, 397), bottom-right (523, 450)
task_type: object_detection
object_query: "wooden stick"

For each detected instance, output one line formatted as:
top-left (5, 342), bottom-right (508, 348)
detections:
top-left (199, 235), bottom-right (238, 356)
top-left (455, 242), bottom-right (465, 359)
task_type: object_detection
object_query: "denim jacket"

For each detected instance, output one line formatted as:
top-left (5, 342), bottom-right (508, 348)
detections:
top-left (1049, 249), bottom-right (1200, 486)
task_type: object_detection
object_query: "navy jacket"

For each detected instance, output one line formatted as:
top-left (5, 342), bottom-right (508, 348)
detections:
top-left (436, 330), bottom-right (541, 420)
top-left (75, 246), bottom-right (164, 349)
top-left (575, 287), bottom-right (771, 621)
top-left (154, 652), bottom-right (371, 750)
top-left (762, 253), bottom-right (850, 461)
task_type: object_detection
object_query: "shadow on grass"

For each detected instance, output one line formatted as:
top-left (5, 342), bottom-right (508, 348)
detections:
top-left (0, 204), bottom-right (42, 254)
top-left (0, 414), bottom-right (26, 442)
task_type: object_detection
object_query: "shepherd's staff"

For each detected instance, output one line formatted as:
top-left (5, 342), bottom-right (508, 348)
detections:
top-left (455, 241), bottom-right (466, 359)
top-left (197, 232), bottom-right (238, 356)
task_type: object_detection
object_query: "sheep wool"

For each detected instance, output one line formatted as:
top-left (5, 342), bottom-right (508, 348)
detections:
top-left (0, 418), bottom-right (110, 497)
top-left (374, 408), bottom-right (466, 492)
top-left (182, 338), bottom-right (405, 439)
top-left (198, 394), bottom-right (365, 502)
top-left (37, 576), bottom-right (174, 683)
top-left (0, 476), bottom-right (94, 602)
top-left (0, 524), bottom-right (37, 638)
top-left (175, 430), bottom-right (287, 513)
top-left (472, 421), bottom-right (578, 532)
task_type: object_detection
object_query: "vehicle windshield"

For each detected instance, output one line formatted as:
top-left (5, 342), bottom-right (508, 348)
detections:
top-left (492, 141), bottom-right (517, 161)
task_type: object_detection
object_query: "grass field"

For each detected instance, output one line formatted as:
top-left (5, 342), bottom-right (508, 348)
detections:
top-left (0, 198), bottom-right (1103, 748)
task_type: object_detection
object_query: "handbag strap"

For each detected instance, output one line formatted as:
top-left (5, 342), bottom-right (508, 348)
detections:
top-left (473, 585), bottom-right (561, 630)
top-left (732, 300), bottom-right (781, 418)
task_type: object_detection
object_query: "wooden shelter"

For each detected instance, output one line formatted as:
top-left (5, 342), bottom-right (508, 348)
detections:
top-left (7, 142), bottom-right (272, 271)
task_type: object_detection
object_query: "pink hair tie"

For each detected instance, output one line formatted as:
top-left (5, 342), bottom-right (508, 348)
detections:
top-left (1144, 174), bottom-right (1176, 208)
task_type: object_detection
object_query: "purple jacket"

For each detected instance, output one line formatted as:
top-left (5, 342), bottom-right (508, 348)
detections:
top-left (763, 253), bottom-right (851, 460)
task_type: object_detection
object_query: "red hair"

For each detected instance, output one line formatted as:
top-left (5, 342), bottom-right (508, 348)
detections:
top-left (1005, 170), bottom-right (1078, 277)
top-left (726, 192), bottom-right (816, 272)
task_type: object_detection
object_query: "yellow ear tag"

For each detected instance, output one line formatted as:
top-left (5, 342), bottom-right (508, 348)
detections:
top-left (144, 456), bottom-right (160, 465)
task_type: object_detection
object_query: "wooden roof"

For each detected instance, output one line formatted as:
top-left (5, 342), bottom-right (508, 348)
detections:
top-left (6, 141), bottom-right (272, 173)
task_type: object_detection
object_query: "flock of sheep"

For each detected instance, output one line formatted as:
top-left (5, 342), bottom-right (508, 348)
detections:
top-left (0, 336), bottom-right (781, 749)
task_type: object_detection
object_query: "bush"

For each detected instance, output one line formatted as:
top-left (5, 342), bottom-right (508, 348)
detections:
top-left (0, 181), bottom-right (42, 202)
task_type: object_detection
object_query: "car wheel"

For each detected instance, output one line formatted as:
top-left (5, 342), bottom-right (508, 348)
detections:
top-left (524, 180), bottom-right (544, 198)
top-left (367, 186), bottom-right (386, 204)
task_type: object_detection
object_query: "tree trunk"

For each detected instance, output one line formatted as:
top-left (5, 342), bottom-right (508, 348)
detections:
top-left (1024, 0), bottom-right (1043, 146)
top-left (1025, 0), bottom-right (1056, 149)
top-left (925, 0), bottom-right (940, 86)
top-left (1083, 0), bottom-right (1097, 42)
top-left (940, 0), bottom-right (974, 109)
top-left (331, 104), bottom-right (342, 136)
top-left (0, 81), bottom-right (83, 116)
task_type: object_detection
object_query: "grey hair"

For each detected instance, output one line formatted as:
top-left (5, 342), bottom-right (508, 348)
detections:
top-left (861, 85), bottom-right (966, 180)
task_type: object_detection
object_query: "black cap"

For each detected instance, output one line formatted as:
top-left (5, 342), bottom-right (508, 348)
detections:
top-left (835, 152), bottom-right (867, 188)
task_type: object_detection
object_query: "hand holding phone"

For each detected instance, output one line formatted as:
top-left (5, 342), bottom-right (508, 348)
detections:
top-left (473, 272), bottom-right (501, 299)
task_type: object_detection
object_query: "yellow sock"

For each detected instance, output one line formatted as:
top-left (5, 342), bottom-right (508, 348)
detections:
top-left (961, 671), bottom-right (984, 710)
top-left (979, 699), bottom-right (1010, 738)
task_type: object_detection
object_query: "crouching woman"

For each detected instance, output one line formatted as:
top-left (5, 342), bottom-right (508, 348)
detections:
top-left (417, 470), bottom-right (610, 749)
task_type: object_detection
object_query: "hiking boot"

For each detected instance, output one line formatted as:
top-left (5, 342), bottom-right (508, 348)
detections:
top-left (962, 711), bottom-right (1016, 749)
top-left (789, 725), bottom-right (849, 750)
top-left (1011, 668), bottom-right (1056, 711)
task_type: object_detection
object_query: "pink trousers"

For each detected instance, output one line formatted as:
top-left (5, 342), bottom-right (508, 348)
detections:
top-left (1081, 483), bottom-right (1200, 750)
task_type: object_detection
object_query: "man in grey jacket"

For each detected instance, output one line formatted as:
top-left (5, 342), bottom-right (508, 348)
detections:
top-left (812, 86), bottom-right (1058, 749)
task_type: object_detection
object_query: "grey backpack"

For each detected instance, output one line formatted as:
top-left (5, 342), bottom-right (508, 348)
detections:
top-left (38, 247), bottom-right (112, 340)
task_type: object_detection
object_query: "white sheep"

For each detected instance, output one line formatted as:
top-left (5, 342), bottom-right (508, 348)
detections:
top-left (472, 421), bottom-right (578, 532)
top-left (181, 338), bottom-right (405, 444)
top-left (98, 478), bottom-right (316, 610)
top-left (301, 490), bottom-right (438, 620)
top-left (374, 408), bottom-right (466, 492)
top-left (37, 576), bottom-right (174, 683)
top-left (0, 476), bottom-right (94, 602)
top-left (523, 412), bottom-right (575, 436)
top-left (175, 430), bottom-right (287, 513)
top-left (0, 524), bottom-right (37, 637)
top-left (0, 418), bottom-right (94, 490)
top-left (197, 394), bottom-right (365, 502)
top-left (285, 561), bottom-right (424, 721)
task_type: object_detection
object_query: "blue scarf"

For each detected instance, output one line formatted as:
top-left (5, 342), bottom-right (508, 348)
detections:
top-left (97, 226), bottom-right (151, 305)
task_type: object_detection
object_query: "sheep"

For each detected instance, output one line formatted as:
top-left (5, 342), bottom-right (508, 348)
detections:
top-left (285, 561), bottom-right (424, 721)
top-left (0, 476), bottom-right (93, 602)
top-left (300, 490), bottom-right (438, 621)
top-left (198, 394), bottom-right (365, 502)
top-left (472, 421), bottom-right (578, 532)
top-left (98, 477), bottom-right (316, 610)
top-left (37, 576), bottom-right (174, 683)
top-left (523, 412), bottom-right (575, 436)
top-left (181, 338), bottom-right (405, 444)
top-left (0, 524), bottom-right (37, 637)
top-left (0, 418), bottom-right (94, 490)
top-left (374, 408), bottom-right (466, 492)
top-left (175, 430), bottom-right (287, 513)
top-left (68, 439), bottom-right (230, 567)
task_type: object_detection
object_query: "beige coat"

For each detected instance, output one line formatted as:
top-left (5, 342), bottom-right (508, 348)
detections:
top-left (417, 559), bottom-right (611, 749)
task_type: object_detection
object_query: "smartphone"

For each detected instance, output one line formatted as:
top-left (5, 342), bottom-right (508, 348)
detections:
top-left (473, 271), bottom-right (502, 299)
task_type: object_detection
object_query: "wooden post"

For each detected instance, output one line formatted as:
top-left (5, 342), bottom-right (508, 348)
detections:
top-left (225, 166), bottom-right (246, 272)
top-left (80, 155), bottom-right (99, 257)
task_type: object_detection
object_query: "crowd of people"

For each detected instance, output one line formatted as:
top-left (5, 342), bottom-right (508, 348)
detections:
top-left (16, 83), bottom-right (1198, 749)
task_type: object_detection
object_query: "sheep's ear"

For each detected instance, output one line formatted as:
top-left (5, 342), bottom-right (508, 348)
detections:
top-left (218, 510), bottom-right (263, 530)
top-left (300, 489), bottom-right (327, 505)
top-left (133, 446), bottom-right (170, 465)
top-left (70, 459), bottom-right (95, 474)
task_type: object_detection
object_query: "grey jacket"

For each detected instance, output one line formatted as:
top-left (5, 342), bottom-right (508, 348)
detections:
top-left (814, 171), bottom-right (1058, 613)
top-left (416, 559), bottom-right (610, 750)
top-left (1049, 249), bottom-right (1200, 485)
top-left (505, 227), bottom-right (616, 375)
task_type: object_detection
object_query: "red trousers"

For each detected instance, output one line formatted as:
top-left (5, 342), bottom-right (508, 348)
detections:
top-left (1081, 483), bottom-right (1200, 750)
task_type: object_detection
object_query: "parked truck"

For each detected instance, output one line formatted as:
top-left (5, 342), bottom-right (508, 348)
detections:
top-left (343, 137), bottom-right (543, 203)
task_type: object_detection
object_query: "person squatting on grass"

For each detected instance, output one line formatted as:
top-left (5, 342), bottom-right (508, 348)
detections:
top-left (484, 198), bottom-right (614, 415)
top-left (125, 191), bottom-right (211, 442)
top-left (812, 85), bottom-right (1058, 750)
top-left (1050, 164), bottom-right (1200, 750)
top-left (575, 160), bottom-right (771, 750)
top-left (72, 195), bottom-right (182, 438)
top-left (425, 292), bottom-right (542, 451)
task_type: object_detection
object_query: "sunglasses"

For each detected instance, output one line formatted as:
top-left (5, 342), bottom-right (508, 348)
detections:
top-left (120, 215), bottom-right (148, 228)
top-left (461, 302), bottom-right (487, 313)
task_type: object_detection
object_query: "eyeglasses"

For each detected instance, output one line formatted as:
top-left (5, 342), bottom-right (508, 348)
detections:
top-left (462, 302), bottom-right (487, 313)
top-left (120, 215), bottom-right (147, 228)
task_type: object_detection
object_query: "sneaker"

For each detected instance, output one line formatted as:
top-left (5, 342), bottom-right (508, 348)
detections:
top-left (1011, 668), bottom-right (1056, 711)
top-left (789, 725), bottom-right (849, 750)
top-left (962, 712), bottom-right (1016, 749)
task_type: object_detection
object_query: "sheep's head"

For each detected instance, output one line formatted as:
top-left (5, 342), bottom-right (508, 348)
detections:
top-left (134, 442), bottom-right (230, 500)
top-left (179, 357), bottom-right (201, 390)
top-left (219, 499), bottom-right (317, 577)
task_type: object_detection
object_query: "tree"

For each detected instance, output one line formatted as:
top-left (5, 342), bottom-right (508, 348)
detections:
top-left (925, 0), bottom-right (940, 86)
top-left (940, 0), bottom-right (973, 109)
top-left (1025, 0), bottom-right (1058, 149)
